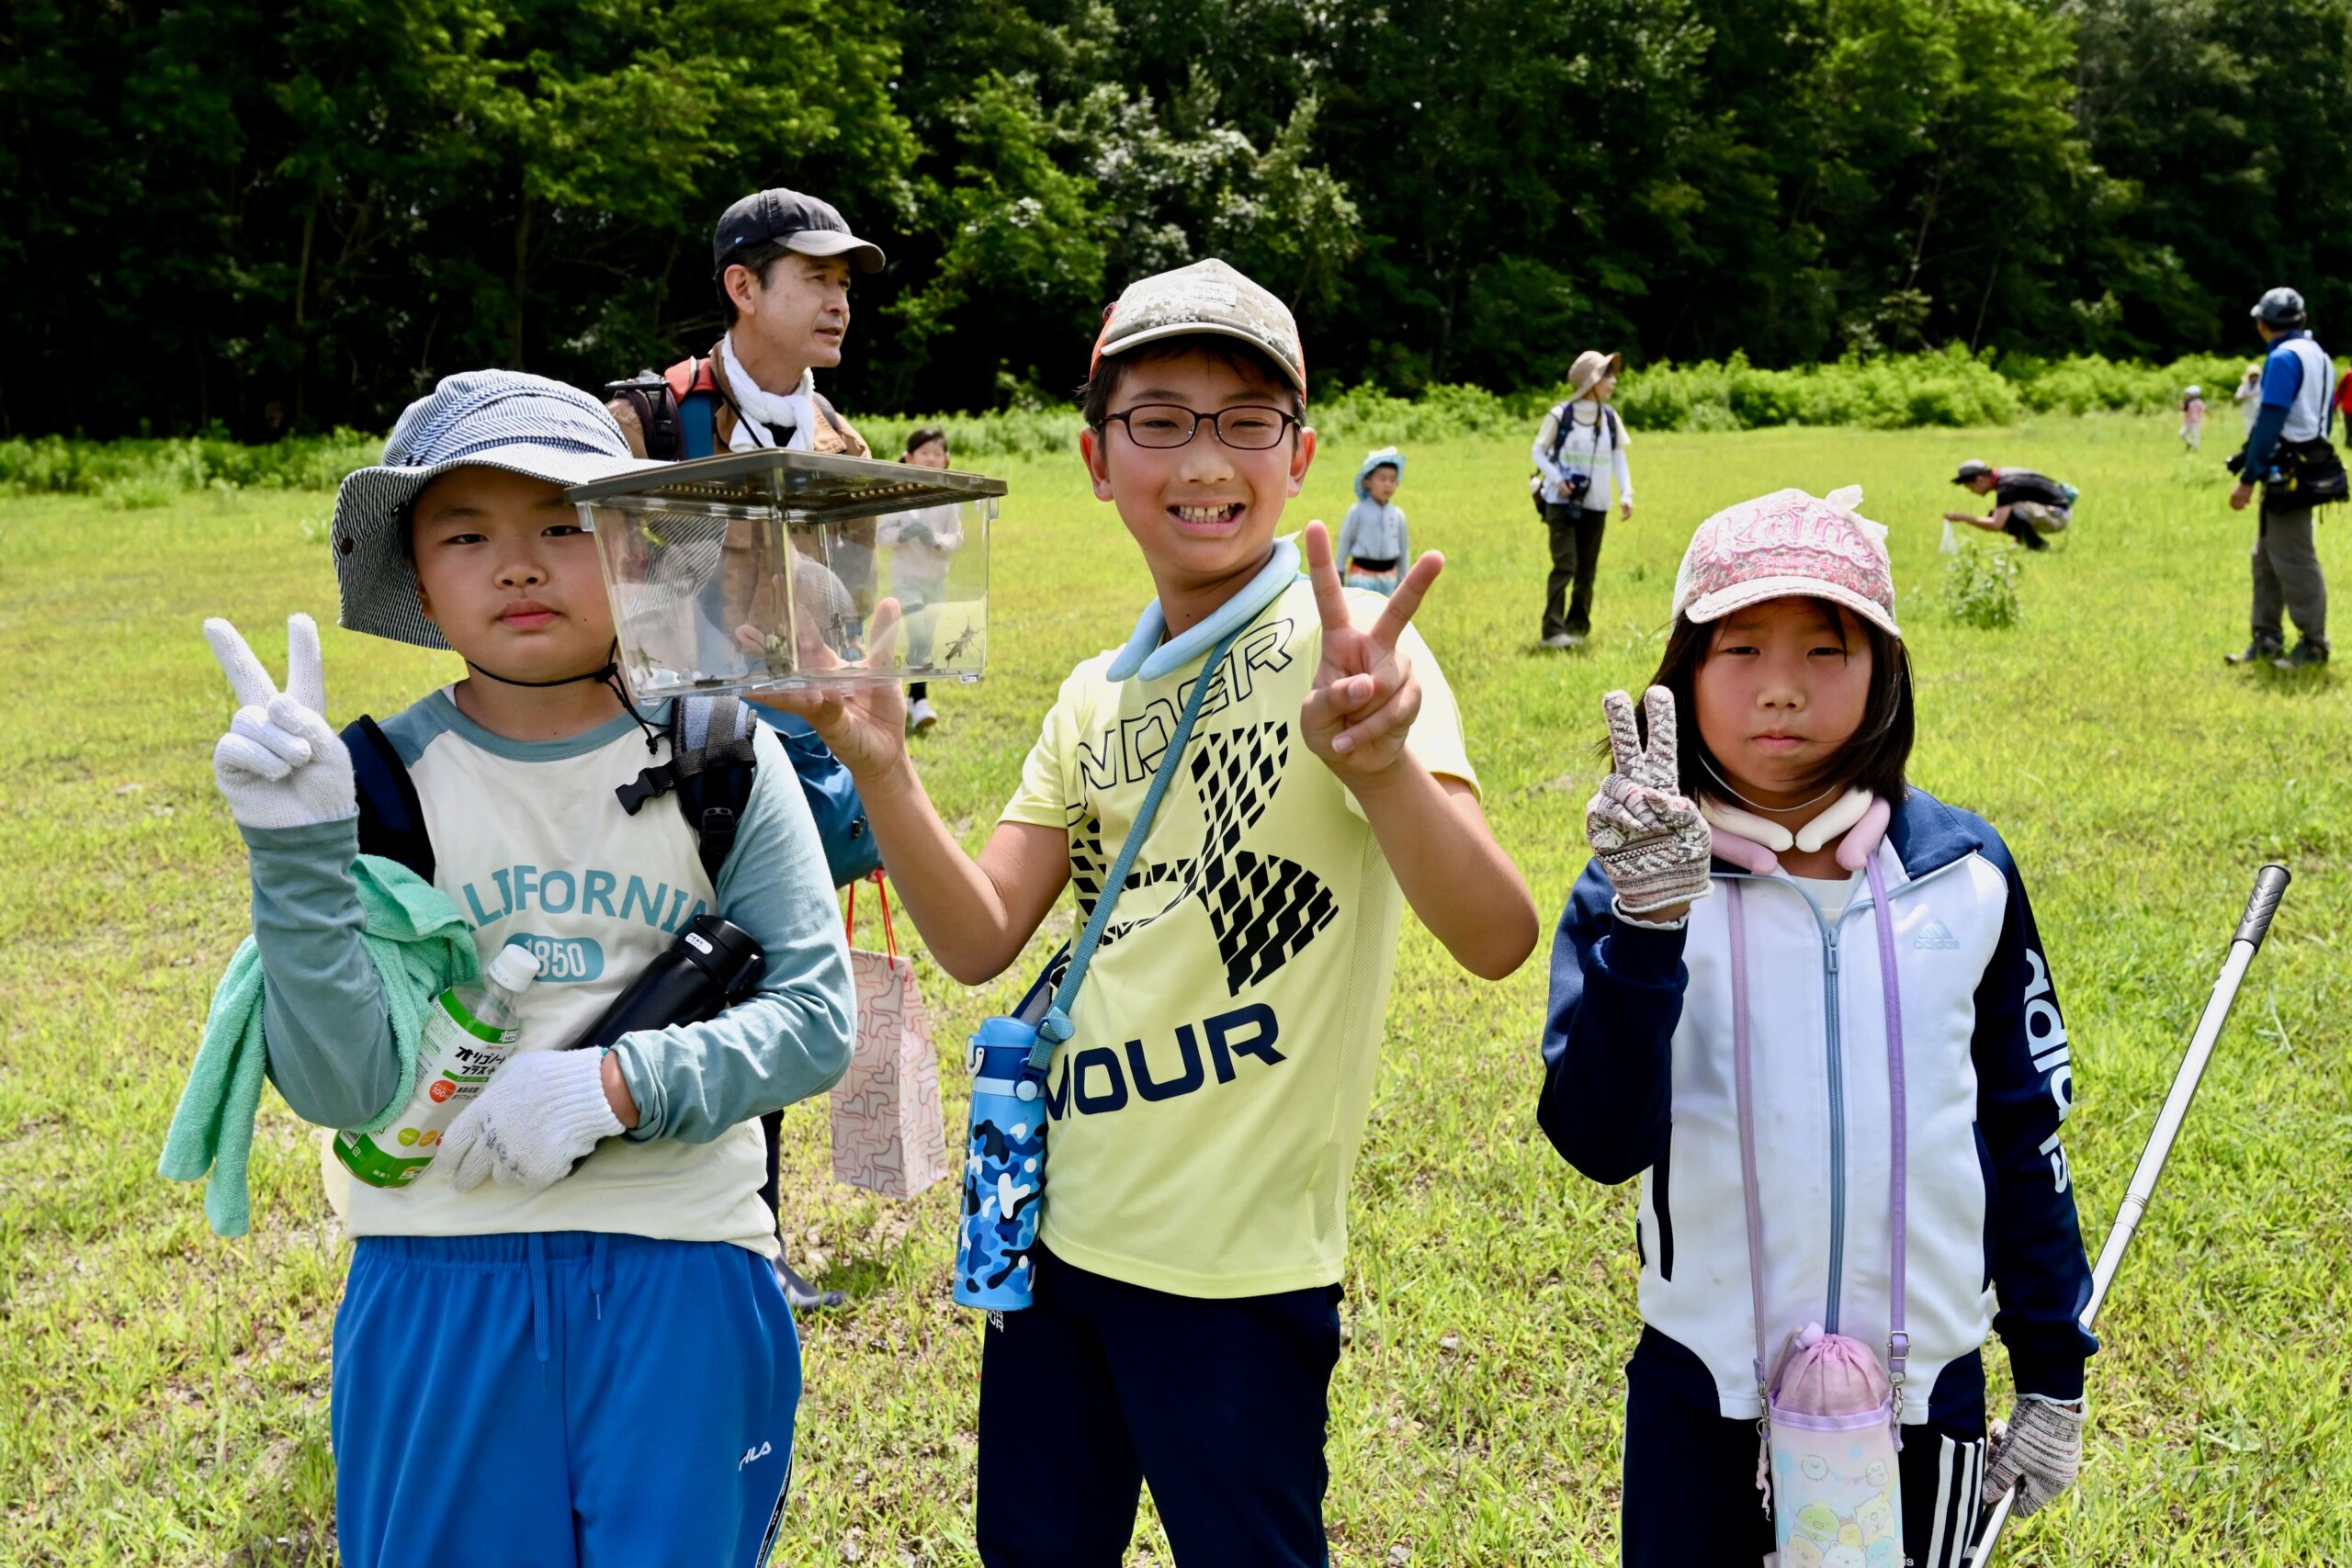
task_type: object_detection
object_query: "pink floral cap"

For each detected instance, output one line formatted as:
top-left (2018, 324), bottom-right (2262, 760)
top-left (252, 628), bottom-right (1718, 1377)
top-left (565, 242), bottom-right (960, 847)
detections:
top-left (1671, 485), bottom-right (1899, 638)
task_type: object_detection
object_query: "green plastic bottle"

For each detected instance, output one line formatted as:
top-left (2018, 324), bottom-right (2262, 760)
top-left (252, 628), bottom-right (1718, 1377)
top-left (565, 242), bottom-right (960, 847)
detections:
top-left (334, 945), bottom-right (541, 1189)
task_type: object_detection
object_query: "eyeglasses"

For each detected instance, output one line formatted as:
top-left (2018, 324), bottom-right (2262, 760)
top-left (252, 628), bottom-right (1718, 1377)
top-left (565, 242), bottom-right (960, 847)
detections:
top-left (1102, 404), bottom-right (1298, 451)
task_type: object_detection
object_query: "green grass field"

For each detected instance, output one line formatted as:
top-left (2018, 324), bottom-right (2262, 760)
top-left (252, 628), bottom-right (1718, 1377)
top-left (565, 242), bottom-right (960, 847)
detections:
top-left (3, 418), bottom-right (2346, 1564)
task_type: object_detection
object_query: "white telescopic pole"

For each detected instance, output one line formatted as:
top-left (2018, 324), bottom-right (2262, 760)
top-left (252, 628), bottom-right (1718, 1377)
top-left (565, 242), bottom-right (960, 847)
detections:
top-left (1967, 864), bottom-right (2290, 1565)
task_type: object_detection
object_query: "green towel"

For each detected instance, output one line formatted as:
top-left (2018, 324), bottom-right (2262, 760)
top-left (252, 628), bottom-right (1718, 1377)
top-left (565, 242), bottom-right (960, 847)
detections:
top-left (160, 853), bottom-right (481, 1237)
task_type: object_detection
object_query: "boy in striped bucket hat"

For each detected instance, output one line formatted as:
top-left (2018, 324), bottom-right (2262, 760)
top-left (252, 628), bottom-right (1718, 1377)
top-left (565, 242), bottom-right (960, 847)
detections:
top-left (196, 369), bottom-right (855, 1566)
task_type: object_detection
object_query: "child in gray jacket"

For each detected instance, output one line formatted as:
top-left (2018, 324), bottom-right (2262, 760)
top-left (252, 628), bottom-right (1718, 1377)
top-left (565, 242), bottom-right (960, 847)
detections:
top-left (1338, 446), bottom-right (1410, 594)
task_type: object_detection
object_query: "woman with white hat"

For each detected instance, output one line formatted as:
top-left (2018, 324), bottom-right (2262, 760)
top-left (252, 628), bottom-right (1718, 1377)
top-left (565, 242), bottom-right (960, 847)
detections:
top-left (1532, 349), bottom-right (1634, 648)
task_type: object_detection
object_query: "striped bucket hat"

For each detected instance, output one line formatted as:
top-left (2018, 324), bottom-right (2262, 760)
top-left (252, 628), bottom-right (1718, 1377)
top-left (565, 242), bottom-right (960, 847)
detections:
top-left (329, 369), bottom-right (667, 649)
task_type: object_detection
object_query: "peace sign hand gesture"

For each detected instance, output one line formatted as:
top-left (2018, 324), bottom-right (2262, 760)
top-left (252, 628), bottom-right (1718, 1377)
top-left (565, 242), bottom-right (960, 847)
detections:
top-left (203, 614), bottom-right (356, 830)
top-left (1585, 686), bottom-right (1713, 917)
top-left (1299, 520), bottom-right (1444, 782)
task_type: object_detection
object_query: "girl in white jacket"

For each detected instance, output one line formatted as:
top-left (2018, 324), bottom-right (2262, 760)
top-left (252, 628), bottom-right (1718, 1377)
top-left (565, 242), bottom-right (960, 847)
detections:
top-left (1539, 488), bottom-right (2096, 1566)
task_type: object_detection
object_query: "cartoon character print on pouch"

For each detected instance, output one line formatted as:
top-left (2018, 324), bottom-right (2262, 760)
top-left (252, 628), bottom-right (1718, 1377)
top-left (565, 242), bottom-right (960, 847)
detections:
top-left (1774, 1449), bottom-right (1901, 1568)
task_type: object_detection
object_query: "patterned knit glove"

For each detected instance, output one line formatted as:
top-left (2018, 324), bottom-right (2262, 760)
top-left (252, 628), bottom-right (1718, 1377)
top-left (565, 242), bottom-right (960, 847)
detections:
top-left (1585, 687), bottom-right (1713, 916)
top-left (1984, 1395), bottom-right (2085, 1517)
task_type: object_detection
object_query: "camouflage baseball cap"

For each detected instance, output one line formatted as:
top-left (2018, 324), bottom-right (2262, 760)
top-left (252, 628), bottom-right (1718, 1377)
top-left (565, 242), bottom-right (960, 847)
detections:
top-left (1091, 258), bottom-right (1306, 393)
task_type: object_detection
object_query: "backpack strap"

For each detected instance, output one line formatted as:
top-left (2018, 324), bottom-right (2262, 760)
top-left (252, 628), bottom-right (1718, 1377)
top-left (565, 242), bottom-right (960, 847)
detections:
top-left (614, 696), bottom-right (759, 886)
top-left (811, 389), bottom-right (851, 440)
top-left (662, 356), bottom-right (724, 460)
top-left (1548, 401), bottom-right (1577, 466)
top-left (341, 716), bottom-right (435, 882)
top-left (604, 372), bottom-right (686, 462)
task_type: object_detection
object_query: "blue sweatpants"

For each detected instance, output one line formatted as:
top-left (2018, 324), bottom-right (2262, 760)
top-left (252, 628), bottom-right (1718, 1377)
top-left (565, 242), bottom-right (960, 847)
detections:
top-left (333, 1231), bottom-right (800, 1568)
top-left (975, 1248), bottom-right (1341, 1567)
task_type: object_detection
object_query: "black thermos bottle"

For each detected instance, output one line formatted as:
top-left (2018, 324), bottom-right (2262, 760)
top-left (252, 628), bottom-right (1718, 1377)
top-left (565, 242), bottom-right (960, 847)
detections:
top-left (563, 915), bottom-right (775, 1197)
top-left (568, 915), bottom-right (767, 1054)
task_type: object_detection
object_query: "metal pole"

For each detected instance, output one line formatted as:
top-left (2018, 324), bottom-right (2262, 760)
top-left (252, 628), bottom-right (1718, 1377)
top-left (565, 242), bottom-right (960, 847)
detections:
top-left (1967, 864), bottom-right (2290, 1565)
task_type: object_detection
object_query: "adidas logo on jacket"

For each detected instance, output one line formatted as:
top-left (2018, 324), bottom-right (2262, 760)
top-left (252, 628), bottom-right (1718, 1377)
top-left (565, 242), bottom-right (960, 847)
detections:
top-left (1538, 790), bottom-right (2098, 1420)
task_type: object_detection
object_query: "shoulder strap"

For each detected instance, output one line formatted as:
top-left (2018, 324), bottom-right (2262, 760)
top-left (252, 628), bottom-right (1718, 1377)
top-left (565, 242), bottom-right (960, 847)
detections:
top-left (1027, 615), bottom-right (1254, 1069)
top-left (341, 716), bottom-right (435, 882)
top-left (664, 356), bottom-right (721, 460)
top-left (811, 389), bottom-right (850, 439)
top-left (1727, 882), bottom-right (1770, 1400)
top-left (1549, 402), bottom-right (1577, 465)
top-left (1863, 857), bottom-right (1909, 1411)
top-left (613, 695), bottom-right (758, 885)
top-left (605, 372), bottom-right (681, 462)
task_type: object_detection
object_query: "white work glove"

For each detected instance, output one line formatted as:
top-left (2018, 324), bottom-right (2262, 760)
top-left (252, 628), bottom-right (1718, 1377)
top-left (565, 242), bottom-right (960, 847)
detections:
top-left (441, 1049), bottom-right (625, 1194)
top-left (1585, 686), bottom-right (1713, 916)
top-left (204, 615), bottom-right (356, 830)
top-left (1984, 1394), bottom-right (2085, 1517)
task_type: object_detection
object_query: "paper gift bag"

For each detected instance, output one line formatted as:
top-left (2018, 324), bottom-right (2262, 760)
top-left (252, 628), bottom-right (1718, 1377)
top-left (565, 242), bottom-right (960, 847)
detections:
top-left (830, 874), bottom-right (951, 1197)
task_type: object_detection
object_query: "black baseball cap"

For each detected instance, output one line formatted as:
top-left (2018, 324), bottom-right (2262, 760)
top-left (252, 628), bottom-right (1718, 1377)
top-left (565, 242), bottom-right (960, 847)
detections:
top-left (712, 188), bottom-right (885, 275)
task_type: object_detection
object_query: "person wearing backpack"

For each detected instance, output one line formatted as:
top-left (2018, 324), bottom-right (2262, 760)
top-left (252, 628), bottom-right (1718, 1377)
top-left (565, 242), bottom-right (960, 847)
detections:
top-left (606, 186), bottom-right (882, 464)
top-left (1943, 459), bottom-right (2075, 552)
top-left (606, 186), bottom-right (886, 665)
top-left (1537, 487), bottom-right (2097, 1565)
top-left (200, 370), bottom-right (856, 1567)
top-left (1531, 349), bottom-right (1634, 649)
top-left (2225, 286), bottom-right (2335, 670)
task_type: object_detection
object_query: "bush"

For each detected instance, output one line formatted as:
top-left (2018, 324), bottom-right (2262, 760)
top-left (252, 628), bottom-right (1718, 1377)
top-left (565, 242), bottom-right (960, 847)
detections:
top-left (0, 429), bottom-right (382, 497)
top-left (1940, 541), bottom-right (2023, 628)
top-left (0, 346), bottom-right (2283, 503)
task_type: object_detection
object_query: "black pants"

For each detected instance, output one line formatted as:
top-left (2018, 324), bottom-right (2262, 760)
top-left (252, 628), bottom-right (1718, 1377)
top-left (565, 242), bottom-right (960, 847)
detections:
top-left (1622, 1328), bottom-right (1989, 1568)
top-left (1543, 502), bottom-right (1609, 638)
top-left (975, 1249), bottom-right (1340, 1567)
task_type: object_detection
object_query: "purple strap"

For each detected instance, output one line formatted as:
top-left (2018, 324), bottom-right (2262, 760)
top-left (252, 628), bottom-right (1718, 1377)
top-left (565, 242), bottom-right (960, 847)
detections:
top-left (1728, 847), bottom-right (1910, 1409)
top-left (1728, 882), bottom-right (1770, 1399)
top-left (1865, 856), bottom-right (1909, 1408)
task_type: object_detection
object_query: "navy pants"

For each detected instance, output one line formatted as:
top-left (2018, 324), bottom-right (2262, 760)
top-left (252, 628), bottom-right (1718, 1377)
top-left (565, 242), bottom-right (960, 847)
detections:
top-left (1622, 1328), bottom-right (1989, 1568)
top-left (333, 1231), bottom-right (800, 1568)
top-left (975, 1249), bottom-right (1341, 1567)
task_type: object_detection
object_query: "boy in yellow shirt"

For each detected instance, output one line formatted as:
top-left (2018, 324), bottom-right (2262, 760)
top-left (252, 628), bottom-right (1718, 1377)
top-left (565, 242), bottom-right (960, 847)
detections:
top-left (779, 258), bottom-right (1536, 1563)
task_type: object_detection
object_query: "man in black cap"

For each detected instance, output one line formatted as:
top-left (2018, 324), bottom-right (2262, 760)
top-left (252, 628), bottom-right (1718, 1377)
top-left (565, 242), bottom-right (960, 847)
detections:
top-left (607, 188), bottom-right (889, 1314)
top-left (607, 187), bottom-right (886, 462)
top-left (1943, 458), bottom-right (2074, 551)
top-left (2223, 285), bottom-right (2334, 669)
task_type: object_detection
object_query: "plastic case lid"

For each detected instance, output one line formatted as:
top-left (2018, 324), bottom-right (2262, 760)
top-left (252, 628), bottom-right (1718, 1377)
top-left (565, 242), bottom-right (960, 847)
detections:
top-left (565, 446), bottom-right (1006, 521)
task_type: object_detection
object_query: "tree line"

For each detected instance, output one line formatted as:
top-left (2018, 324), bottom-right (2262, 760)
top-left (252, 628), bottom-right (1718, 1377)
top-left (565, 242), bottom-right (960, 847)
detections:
top-left (7, 0), bottom-right (2350, 439)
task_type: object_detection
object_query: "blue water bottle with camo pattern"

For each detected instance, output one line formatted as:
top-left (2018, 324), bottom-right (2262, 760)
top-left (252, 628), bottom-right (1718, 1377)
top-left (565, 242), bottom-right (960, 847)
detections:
top-left (953, 1016), bottom-right (1051, 1309)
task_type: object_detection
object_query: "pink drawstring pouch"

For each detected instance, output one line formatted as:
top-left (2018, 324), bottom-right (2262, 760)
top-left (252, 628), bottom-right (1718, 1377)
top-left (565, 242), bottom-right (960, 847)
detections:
top-left (1765, 1324), bottom-right (1904, 1568)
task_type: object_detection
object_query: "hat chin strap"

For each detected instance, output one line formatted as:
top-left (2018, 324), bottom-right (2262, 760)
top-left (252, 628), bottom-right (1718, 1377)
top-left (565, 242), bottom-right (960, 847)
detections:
top-left (464, 641), bottom-right (664, 754)
top-left (1701, 787), bottom-right (1886, 874)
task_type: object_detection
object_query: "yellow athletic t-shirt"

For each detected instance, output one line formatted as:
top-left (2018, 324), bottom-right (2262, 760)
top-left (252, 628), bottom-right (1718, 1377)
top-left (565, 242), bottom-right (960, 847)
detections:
top-left (999, 578), bottom-right (1477, 1297)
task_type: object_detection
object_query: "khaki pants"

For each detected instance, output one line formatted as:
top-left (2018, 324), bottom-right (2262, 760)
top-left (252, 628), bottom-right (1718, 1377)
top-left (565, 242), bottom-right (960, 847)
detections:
top-left (2253, 505), bottom-right (2329, 649)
